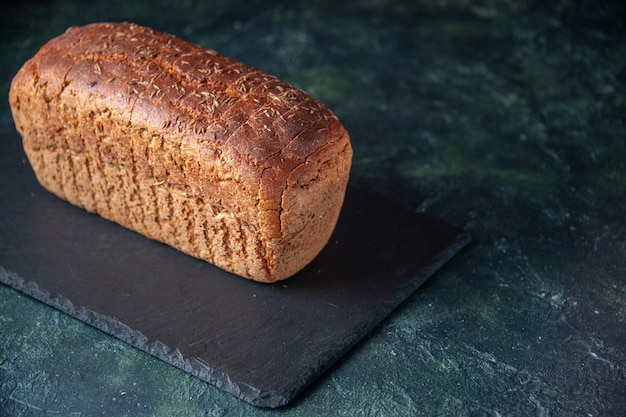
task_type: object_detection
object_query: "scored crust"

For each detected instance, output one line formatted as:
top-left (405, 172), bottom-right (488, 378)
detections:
top-left (9, 22), bottom-right (352, 282)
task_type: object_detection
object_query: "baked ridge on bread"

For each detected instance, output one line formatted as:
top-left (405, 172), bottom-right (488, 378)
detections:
top-left (9, 22), bottom-right (352, 282)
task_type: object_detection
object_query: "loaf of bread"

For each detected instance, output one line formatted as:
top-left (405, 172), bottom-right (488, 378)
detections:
top-left (9, 22), bottom-right (352, 283)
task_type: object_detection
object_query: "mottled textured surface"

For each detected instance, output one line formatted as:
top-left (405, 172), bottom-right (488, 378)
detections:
top-left (1, 0), bottom-right (625, 416)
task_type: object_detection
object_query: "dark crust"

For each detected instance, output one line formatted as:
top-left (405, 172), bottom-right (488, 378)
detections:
top-left (27, 22), bottom-right (347, 216)
top-left (9, 22), bottom-right (352, 281)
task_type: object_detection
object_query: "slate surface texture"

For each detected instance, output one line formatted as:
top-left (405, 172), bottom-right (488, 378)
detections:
top-left (0, 129), bottom-right (469, 407)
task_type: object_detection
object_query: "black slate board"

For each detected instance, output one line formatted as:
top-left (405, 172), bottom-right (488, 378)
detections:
top-left (0, 128), bottom-right (470, 407)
